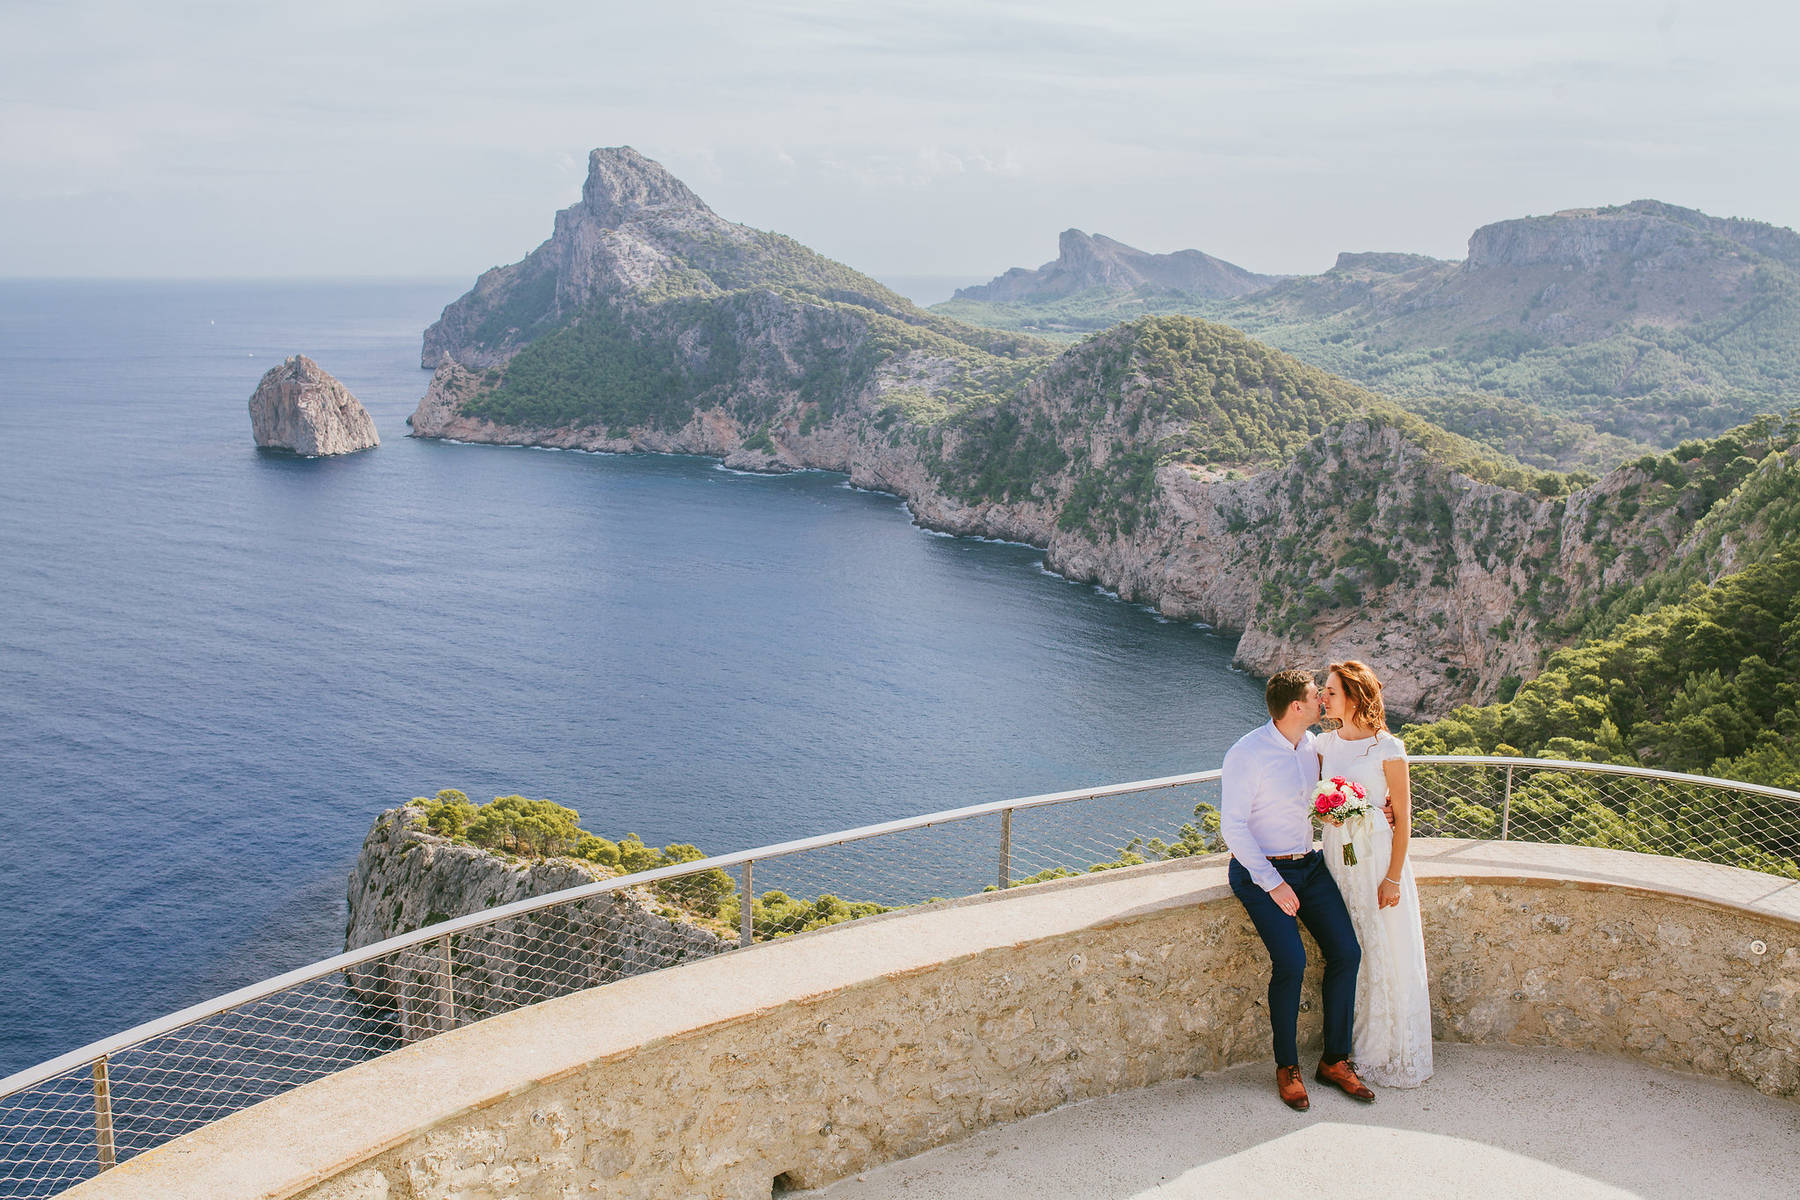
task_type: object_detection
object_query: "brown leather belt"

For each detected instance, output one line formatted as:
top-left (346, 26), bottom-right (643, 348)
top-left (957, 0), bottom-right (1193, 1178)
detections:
top-left (1266, 852), bottom-right (1314, 862)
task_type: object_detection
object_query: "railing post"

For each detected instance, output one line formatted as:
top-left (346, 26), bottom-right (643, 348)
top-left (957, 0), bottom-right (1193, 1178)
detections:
top-left (92, 1054), bottom-right (115, 1170)
top-left (739, 860), bottom-right (755, 949)
top-left (997, 808), bottom-right (1013, 890)
top-left (1500, 766), bottom-right (1514, 841)
top-left (436, 935), bottom-right (455, 1032)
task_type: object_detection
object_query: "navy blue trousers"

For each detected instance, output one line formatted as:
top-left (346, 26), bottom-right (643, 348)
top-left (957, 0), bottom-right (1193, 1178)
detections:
top-left (1228, 852), bottom-right (1360, 1068)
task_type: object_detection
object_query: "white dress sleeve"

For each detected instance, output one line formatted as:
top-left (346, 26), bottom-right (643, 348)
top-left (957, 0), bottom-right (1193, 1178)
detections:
top-left (1380, 732), bottom-right (1407, 761)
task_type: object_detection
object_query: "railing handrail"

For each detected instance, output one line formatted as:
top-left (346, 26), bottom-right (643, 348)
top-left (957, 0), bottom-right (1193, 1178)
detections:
top-left (1409, 755), bottom-right (1800, 803)
top-left (4, 755), bottom-right (1796, 1100)
top-left (0, 767), bottom-right (1218, 1098)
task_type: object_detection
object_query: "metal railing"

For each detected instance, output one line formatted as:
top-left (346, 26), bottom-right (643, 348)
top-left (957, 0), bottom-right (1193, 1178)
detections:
top-left (2, 756), bottom-right (1797, 1197)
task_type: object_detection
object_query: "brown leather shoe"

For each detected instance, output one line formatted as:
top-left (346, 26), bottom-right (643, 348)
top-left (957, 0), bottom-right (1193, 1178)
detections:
top-left (1314, 1059), bottom-right (1375, 1102)
top-left (1276, 1064), bottom-right (1310, 1111)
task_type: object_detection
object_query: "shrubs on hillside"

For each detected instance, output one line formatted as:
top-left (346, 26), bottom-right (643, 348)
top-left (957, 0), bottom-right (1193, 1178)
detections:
top-left (1407, 548), bottom-right (1800, 787)
top-left (1405, 548), bottom-right (1800, 875)
top-left (420, 790), bottom-right (584, 857)
top-left (407, 789), bottom-right (881, 932)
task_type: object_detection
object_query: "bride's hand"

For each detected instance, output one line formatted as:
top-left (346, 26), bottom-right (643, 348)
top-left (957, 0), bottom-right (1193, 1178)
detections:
top-left (1317, 812), bottom-right (1342, 827)
top-left (1378, 879), bottom-right (1400, 908)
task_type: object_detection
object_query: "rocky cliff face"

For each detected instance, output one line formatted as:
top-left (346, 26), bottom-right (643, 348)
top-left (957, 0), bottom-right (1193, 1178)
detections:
top-left (1468, 201), bottom-right (1800, 274)
top-left (955, 229), bottom-right (1275, 303)
top-left (420, 148), bottom-right (722, 369)
top-left (247, 355), bottom-right (379, 455)
top-left (419, 146), bottom-right (919, 371)
top-left (1162, 199), bottom-right (1800, 450)
top-left (1274, 199), bottom-right (1792, 346)
top-left (345, 806), bottom-right (729, 1041)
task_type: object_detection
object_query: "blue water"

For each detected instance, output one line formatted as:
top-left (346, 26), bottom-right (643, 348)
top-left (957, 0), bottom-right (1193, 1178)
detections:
top-left (0, 280), bottom-right (1267, 1078)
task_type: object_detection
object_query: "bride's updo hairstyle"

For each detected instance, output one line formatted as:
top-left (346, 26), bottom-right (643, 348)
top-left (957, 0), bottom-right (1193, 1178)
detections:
top-left (1328, 660), bottom-right (1387, 733)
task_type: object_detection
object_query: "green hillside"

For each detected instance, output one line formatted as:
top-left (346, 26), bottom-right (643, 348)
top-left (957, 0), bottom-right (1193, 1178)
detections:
top-left (462, 288), bottom-right (1051, 436)
top-left (1407, 415), bottom-right (1800, 807)
top-left (936, 202), bottom-right (1800, 470)
top-left (928, 315), bottom-right (1562, 522)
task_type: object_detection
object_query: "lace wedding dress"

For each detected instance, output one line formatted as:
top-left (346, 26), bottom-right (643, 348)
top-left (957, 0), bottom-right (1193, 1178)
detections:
top-left (1318, 729), bottom-right (1434, 1087)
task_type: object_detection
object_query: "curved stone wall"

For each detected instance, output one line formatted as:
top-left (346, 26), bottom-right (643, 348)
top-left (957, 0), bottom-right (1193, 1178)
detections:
top-left (66, 841), bottom-right (1800, 1200)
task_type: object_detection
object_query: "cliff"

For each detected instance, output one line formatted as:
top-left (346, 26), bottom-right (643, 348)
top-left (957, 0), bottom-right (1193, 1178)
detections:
top-left (248, 355), bottom-right (379, 456)
top-left (345, 805), bottom-right (729, 1040)
top-left (419, 146), bottom-right (975, 372)
top-left (1466, 201), bottom-right (1800, 275)
top-left (409, 150), bottom-right (1772, 717)
top-left (953, 229), bottom-right (1276, 303)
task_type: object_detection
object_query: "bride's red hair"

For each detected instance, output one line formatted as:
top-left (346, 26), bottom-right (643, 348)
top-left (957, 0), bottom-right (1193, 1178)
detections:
top-left (1329, 660), bottom-right (1386, 733)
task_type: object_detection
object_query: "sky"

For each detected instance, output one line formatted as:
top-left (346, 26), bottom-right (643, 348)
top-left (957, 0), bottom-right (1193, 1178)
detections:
top-left (2, 0), bottom-right (1797, 285)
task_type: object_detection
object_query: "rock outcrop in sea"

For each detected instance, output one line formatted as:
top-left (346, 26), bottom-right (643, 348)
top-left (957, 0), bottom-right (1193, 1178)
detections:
top-left (248, 355), bottom-right (379, 456)
top-left (344, 806), bottom-right (728, 1042)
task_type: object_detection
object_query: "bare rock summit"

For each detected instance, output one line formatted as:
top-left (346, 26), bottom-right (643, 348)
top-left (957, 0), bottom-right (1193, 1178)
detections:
top-left (249, 355), bottom-right (379, 455)
top-left (953, 229), bottom-right (1276, 303)
top-left (420, 145), bottom-right (735, 369)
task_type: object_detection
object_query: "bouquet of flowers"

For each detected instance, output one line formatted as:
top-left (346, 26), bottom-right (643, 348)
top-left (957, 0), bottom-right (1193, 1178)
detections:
top-left (1314, 777), bottom-right (1373, 864)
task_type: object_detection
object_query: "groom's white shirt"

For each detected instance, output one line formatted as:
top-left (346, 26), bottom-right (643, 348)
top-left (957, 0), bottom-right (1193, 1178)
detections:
top-left (1220, 721), bottom-right (1318, 891)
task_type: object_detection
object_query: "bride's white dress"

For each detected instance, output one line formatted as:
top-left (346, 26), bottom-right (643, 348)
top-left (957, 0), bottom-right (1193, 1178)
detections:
top-left (1318, 729), bottom-right (1433, 1087)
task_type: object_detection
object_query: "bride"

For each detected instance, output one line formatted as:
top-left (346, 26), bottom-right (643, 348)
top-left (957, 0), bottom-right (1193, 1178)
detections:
top-left (1317, 660), bottom-right (1433, 1088)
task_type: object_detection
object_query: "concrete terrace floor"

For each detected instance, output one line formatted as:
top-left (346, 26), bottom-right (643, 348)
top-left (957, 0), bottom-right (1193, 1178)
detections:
top-left (795, 1043), bottom-right (1800, 1200)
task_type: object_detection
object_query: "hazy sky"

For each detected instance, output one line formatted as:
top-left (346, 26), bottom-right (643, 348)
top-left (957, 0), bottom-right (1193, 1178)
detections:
top-left (3, 0), bottom-right (1796, 283)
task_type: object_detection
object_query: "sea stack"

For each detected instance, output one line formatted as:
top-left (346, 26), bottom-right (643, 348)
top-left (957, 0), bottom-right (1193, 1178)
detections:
top-left (248, 355), bottom-right (380, 456)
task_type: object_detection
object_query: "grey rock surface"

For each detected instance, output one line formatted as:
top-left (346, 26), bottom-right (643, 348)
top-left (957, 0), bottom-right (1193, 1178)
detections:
top-left (1467, 199), bottom-right (1800, 272)
top-left (344, 806), bottom-right (729, 1041)
top-left (419, 145), bottom-right (735, 369)
top-left (248, 354), bottom-right (379, 455)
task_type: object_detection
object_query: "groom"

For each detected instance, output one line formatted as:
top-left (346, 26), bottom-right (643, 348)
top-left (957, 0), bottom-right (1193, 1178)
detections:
top-left (1220, 668), bottom-right (1374, 1111)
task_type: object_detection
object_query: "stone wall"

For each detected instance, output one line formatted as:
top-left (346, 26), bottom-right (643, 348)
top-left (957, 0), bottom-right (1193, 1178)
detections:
top-left (66, 844), bottom-right (1800, 1200)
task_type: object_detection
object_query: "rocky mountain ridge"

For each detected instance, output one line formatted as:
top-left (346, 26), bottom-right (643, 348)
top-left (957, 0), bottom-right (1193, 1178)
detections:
top-left (954, 229), bottom-right (1275, 304)
top-left (938, 200), bottom-right (1800, 452)
top-left (1467, 201), bottom-right (1800, 274)
top-left (420, 146), bottom-right (993, 373)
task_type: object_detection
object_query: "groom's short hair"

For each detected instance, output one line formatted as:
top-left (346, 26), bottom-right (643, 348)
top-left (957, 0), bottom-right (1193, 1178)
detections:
top-left (1265, 669), bottom-right (1315, 720)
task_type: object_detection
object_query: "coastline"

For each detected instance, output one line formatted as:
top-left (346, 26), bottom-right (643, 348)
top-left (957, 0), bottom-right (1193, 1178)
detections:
top-left (409, 413), bottom-right (1469, 711)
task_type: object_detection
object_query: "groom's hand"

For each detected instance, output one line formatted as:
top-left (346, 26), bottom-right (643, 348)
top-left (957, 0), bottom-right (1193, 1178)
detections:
top-left (1268, 881), bottom-right (1300, 916)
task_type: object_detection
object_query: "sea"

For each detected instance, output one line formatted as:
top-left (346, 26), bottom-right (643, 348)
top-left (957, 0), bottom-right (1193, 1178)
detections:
top-left (0, 279), bottom-right (1267, 1080)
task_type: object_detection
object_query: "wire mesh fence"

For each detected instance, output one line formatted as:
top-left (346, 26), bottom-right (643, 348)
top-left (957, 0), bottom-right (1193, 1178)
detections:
top-left (1409, 758), bottom-right (1800, 879)
top-left (2, 758), bottom-right (1796, 1197)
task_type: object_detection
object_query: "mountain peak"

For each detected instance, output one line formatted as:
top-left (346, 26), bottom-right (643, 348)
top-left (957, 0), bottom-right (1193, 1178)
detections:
top-left (1465, 199), bottom-right (1800, 272)
top-left (956, 230), bottom-right (1274, 303)
top-left (1058, 227), bottom-right (1093, 253)
top-left (579, 146), bottom-right (713, 227)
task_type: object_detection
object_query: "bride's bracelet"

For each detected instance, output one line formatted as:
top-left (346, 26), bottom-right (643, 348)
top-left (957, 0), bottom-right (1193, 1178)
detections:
top-left (1383, 875), bottom-right (1401, 885)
